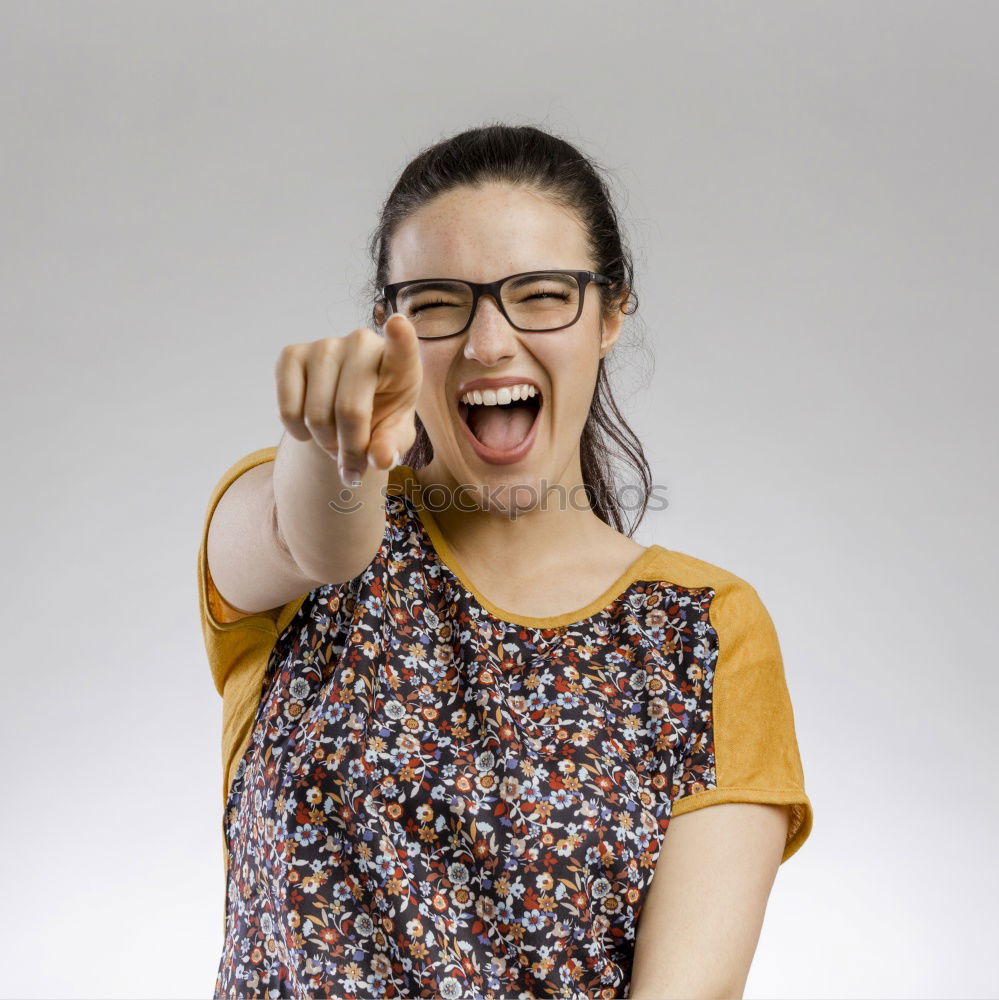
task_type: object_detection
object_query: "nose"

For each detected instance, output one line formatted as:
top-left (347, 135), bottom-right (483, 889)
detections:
top-left (462, 293), bottom-right (518, 365)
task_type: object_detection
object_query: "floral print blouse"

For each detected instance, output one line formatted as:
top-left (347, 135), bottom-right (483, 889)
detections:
top-left (198, 453), bottom-right (812, 999)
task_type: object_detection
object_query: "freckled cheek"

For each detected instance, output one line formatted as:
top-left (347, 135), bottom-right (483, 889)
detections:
top-left (537, 345), bottom-right (594, 424)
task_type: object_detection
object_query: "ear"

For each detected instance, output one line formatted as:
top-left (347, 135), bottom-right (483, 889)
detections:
top-left (598, 292), bottom-right (628, 358)
top-left (373, 301), bottom-right (387, 329)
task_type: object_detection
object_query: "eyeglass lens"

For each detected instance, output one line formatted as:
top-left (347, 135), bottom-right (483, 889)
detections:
top-left (394, 272), bottom-right (581, 338)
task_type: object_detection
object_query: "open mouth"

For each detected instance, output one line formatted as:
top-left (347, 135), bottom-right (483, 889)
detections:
top-left (457, 390), bottom-right (543, 452)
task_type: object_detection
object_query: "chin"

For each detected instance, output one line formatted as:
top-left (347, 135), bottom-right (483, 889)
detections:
top-left (456, 460), bottom-right (558, 519)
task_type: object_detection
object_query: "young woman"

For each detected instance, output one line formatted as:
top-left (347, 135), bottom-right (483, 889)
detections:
top-left (199, 123), bottom-right (813, 999)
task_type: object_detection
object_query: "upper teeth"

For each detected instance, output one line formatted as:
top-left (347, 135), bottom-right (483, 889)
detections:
top-left (460, 384), bottom-right (539, 406)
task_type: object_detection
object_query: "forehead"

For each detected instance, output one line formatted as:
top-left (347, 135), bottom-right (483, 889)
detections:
top-left (389, 182), bottom-right (591, 282)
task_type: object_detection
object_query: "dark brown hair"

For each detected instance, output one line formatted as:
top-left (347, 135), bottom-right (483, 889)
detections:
top-left (365, 122), bottom-right (653, 536)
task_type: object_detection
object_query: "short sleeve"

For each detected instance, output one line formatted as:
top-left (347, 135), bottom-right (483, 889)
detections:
top-left (670, 579), bottom-right (813, 864)
top-left (197, 447), bottom-right (286, 681)
top-left (197, 446), bottom-right (290, 808)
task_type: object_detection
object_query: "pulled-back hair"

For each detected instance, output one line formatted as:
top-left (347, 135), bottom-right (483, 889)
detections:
top-left (365, 122), bottom-right (653, 536)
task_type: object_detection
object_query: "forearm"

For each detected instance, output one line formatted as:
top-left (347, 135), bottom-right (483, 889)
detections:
top-left (272, 431), bottom-right (390, 584)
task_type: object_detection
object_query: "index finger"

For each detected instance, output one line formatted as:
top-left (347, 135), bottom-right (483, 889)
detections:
top-left (377, 313), bottom-right (422, 385)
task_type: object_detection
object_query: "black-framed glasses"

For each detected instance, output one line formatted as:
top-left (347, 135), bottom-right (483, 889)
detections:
top-left (380, 269), bottom-right (612, 340)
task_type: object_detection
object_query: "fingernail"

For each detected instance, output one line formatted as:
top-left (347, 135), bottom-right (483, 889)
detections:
top-left (339, 463), bottom-right (362, 488)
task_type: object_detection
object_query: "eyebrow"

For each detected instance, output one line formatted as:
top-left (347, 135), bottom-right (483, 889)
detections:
top-left (397, 280), bottom-right (464, 294)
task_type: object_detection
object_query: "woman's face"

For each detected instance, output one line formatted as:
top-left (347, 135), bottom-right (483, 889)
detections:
top-left (378, 182), bottom-right (625, 513)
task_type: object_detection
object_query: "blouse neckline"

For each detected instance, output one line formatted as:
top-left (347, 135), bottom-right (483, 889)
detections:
top-left (387, 464), bottom-right (665, 630)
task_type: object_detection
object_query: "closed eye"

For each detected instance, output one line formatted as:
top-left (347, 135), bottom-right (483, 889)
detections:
top-left (521, 291), bottom-right (571, 302)
top-left (411, 299), bottom-right (462, 313)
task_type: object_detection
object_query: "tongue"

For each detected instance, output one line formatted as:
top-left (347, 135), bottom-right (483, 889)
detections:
top-left (467, 404), bottom-right (536, 450)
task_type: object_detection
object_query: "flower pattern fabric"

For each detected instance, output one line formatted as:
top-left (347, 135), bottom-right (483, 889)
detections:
top-left (215, 484), bottom-right (717, 999)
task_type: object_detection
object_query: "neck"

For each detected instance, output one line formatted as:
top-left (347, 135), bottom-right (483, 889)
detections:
top-left (412, 453), bottom-right (615, 575)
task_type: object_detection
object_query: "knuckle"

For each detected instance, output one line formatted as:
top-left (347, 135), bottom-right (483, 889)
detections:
top-left (275, 343), bottom-right (301, 372)
top-left (335, 402), bottom-right (367, 426)
top-left (303, 407), bottom-right (332, 429)
top-left (308, 337), bottom-right (342, 361)
top-left (348, 327), bottom-right (377, 346)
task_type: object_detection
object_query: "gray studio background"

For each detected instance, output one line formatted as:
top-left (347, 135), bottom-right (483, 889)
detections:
top-left (2, 3), bottom-right (995, 997)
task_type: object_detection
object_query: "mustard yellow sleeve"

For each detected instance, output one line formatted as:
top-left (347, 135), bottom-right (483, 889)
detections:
top-left (197, 446), bottom-right (284, 807)
top-left (670, 577), bottom-right (814, 864)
